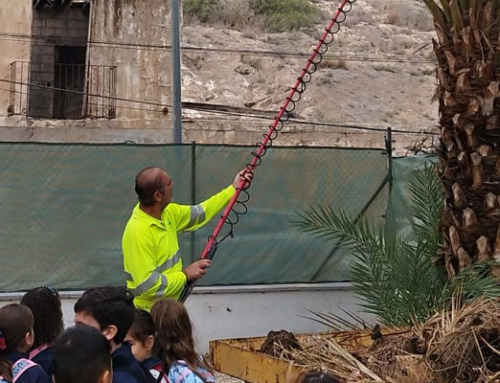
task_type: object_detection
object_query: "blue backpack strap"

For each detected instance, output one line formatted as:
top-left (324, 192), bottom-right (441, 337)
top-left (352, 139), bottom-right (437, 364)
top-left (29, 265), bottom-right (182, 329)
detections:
top-left (12, 359), bottom-right (38, 383)
top-left (169, 361), bottom-right (197, 383)
top-left (169, 361), bottom-right (212, 383)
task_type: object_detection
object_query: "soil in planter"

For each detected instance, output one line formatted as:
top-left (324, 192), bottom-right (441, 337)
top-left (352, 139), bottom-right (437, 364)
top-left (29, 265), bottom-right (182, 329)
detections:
top-left (260, 330), bottom-right (303, 358)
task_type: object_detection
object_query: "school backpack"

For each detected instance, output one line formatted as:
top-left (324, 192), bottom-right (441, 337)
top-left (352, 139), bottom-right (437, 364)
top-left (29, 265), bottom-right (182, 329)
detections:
top-left (0, 358), bottom-right (38, 383)
top-left (168, 361), bottom-right (215, 383)
top-left (148, 366), bottom-right (169, 383)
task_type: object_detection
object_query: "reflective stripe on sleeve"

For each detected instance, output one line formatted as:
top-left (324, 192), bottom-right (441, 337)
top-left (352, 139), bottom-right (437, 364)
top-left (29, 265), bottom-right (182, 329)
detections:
top-left (188, 204), bottom-right (206, 227)
top-left (155, 274), bottom-right (169, 298)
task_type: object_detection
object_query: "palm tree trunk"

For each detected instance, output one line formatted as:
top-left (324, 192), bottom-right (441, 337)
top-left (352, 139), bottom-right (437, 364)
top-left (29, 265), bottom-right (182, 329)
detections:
top-left (427, 0), bottom-right (500, 276)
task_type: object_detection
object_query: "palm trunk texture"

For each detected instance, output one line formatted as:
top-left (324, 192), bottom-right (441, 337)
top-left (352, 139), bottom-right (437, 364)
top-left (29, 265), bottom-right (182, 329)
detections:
top-left (425, 0), bottom-right (500, 276)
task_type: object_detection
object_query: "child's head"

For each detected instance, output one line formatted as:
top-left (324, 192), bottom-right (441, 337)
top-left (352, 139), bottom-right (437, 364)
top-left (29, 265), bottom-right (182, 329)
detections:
top-left (0, 304), bottom-right (34, 353)
top-left (0, 304), bottom-right (35, 381)
top-left (21, 286), bottom-right (63, 348)
top-left (74, 287), bottom-right (135, 347)
top-left (53, 326), bottom-right (112, 383)
top-left (150, 299), bottom-right (198, 369)
top-left (301, 372), bottom-right (341, 383)
top-left (125, 309), bottom-right (156, 362)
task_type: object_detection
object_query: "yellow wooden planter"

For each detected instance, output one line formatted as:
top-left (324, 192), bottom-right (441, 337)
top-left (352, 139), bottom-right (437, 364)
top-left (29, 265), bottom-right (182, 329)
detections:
top-left (210, 331), bottom-right (373, 383)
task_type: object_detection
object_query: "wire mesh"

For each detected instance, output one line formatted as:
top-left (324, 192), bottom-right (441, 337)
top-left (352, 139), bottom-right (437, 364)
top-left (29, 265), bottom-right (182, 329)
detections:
top-left (0, 143), bottom-right (390, 292)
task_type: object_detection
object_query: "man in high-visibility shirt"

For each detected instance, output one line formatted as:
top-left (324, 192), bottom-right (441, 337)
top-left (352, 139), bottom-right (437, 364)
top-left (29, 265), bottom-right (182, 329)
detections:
top-left (122, 166), bottom-right (251, 310)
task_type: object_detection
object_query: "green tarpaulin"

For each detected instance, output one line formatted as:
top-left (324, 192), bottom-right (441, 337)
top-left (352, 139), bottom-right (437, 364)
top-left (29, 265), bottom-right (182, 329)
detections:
top-left (0, 142), bottom-right (417, 292)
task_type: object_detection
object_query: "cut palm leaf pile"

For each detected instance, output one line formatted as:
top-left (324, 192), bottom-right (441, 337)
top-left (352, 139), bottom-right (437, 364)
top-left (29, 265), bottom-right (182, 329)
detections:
top-left (280, 298), bottom-right (500, 383)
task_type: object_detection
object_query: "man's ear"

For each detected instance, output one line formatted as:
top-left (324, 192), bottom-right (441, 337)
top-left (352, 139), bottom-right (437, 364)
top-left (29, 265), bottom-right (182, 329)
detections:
top-left (154, 191), bottom-right (163, 202)
top-left (102, 325), bottom-right (118, 342)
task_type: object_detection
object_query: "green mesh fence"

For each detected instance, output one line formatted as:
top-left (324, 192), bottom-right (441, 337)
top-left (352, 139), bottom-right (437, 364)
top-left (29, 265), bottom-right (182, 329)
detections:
top-left (385, 155), bottom-right (439, 242)
top-left (0, 142), bottom-right (392, 292)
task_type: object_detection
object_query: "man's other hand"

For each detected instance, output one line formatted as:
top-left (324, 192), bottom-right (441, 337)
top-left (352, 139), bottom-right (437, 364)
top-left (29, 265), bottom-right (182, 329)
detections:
top-left (183, 259), bottom-right (212, 282)
top-left (233, 168), bottom-right (254, 189)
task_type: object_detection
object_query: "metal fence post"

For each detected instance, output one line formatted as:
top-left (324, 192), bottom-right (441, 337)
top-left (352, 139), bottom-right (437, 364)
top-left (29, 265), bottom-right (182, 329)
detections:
top-left (172, 0), bottom-right (183, 143)
top-left (385, 127), bottom-right (393, 194)
top-left (190, 141), bottom-right (196, 261)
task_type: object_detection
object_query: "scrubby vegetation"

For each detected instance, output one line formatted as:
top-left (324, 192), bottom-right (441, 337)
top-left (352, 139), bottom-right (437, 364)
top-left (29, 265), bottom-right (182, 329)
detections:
top-left (249, 0), bottom-right (319, 32)
top-left (183, 0), bottom-right (319, 32)
top-left (183, 0), bottom-right (222, 23)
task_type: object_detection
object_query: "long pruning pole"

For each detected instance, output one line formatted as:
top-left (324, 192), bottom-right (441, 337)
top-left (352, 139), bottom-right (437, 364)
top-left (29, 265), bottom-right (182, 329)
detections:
top-left (178, 0), bottom-right (357, 302)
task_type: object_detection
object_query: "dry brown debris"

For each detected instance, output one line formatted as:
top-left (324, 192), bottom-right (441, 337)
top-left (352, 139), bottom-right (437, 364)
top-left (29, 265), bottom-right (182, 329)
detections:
top-left (280, 299), bottom-right (500, 383)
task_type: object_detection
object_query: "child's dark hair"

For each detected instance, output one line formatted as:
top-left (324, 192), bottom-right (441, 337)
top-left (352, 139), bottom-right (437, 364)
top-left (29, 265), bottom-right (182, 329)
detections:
top-left (302, 372), bottom-right (341, 383)
top-left (130, 309), bottom-right (155, 344)
top-left (21, 286), bottom-right (64, 348)
top-left (0, 304), bottom-right (34, 381)
top-left (74, 287), bottom-right (135, 344)
top-left (151, 299), bottom-right (211, 374)
top-left (53, 326), bottom-right (112, 383)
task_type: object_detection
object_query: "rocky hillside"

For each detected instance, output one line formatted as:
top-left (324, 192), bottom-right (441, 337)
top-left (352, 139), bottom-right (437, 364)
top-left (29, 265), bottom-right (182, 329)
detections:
top-left (181, 0), bottom-right (438, 151)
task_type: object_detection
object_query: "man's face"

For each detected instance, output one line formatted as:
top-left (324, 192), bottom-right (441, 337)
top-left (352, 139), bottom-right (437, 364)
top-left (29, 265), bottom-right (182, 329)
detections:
top-left (159, 172), bottom-right (173, 209)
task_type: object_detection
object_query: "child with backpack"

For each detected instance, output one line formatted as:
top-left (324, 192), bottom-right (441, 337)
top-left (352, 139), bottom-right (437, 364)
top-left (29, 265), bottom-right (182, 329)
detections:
top-left (21, 286), bottom-right (64, 378)
top-left (0, 304), bottom-right (50, 383)
top-left (125, 310), bottom-right (167, 383)
top-left (150, 299), bottom-right (215, 383)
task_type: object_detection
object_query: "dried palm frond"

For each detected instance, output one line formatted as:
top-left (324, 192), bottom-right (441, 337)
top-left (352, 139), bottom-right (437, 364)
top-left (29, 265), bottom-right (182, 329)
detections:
top-left (286, 338), bottom-right (383, 383)
top-left (419, 298), bottom-right (500, 382)
top-left (273, 298), bottom-right (500, 383)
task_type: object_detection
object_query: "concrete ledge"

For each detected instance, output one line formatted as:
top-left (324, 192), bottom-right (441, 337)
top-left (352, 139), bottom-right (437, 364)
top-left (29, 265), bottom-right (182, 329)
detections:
top-left (0, 125), bottom-right (174, 144)
top-left (0, 123), bottom-right (394, 149)
top-left (0, 282), bottom-right (354, 300)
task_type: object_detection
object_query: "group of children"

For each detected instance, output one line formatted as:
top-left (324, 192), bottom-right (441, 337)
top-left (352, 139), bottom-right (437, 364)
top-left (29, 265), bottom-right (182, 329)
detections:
top-left (0, 286), bottom-right (216, 383)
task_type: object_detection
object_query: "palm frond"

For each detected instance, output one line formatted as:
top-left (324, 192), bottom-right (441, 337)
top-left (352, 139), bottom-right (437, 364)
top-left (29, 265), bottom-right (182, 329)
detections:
top-left (293, 163), bottom-right (500, 327)
top-left (291, 206), bottom-right (387, 264)
top-left (408, 164), bottom-right (443, 246)
top-left (444, 261), bottom-right (500, 303)
top-left (422, 0), bottom-right (450, 31)
top-left (303, 308), bottom-right (368, 331)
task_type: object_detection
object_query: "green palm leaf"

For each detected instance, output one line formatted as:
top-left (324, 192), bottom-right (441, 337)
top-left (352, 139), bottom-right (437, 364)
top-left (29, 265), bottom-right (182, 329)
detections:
top-left (292, 163), bottom-right (500, 327)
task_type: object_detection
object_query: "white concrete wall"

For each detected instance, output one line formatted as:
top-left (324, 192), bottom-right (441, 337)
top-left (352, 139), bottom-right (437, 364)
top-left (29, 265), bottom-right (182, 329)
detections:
top-left (0, 284), bottom-right (370, 354)
top-left (87, 0), bottom-right (173, 129)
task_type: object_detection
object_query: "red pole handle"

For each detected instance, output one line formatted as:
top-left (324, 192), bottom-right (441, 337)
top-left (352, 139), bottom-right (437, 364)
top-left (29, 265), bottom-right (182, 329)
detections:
top-left (199, 0), bottom-right (350, 259)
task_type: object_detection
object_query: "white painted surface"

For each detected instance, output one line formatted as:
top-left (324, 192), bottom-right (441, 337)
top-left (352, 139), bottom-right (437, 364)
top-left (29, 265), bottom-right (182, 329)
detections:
top-left (0, 284), bottom-right (370, 354)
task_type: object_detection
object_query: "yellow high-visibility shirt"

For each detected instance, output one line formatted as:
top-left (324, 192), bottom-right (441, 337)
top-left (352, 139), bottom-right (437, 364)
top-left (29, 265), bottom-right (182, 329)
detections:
top-left (122, 185), bottom-right (236, 311)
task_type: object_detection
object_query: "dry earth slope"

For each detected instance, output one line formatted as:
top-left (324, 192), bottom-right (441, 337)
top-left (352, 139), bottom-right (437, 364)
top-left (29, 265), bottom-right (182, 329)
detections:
top-left (181, 0), bottom-right (439, 151)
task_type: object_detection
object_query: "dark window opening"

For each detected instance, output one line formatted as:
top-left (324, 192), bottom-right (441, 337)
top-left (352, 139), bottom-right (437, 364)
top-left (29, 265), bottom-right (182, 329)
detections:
top-left (9, 2), bottom-right (116, 120)
top-left (53, 46), bottom-right (86, 119)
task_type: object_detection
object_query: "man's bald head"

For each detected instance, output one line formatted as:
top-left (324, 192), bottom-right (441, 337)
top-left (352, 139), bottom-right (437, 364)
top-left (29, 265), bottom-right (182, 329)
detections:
top-left (135, 167), bottom-right (169, 207)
